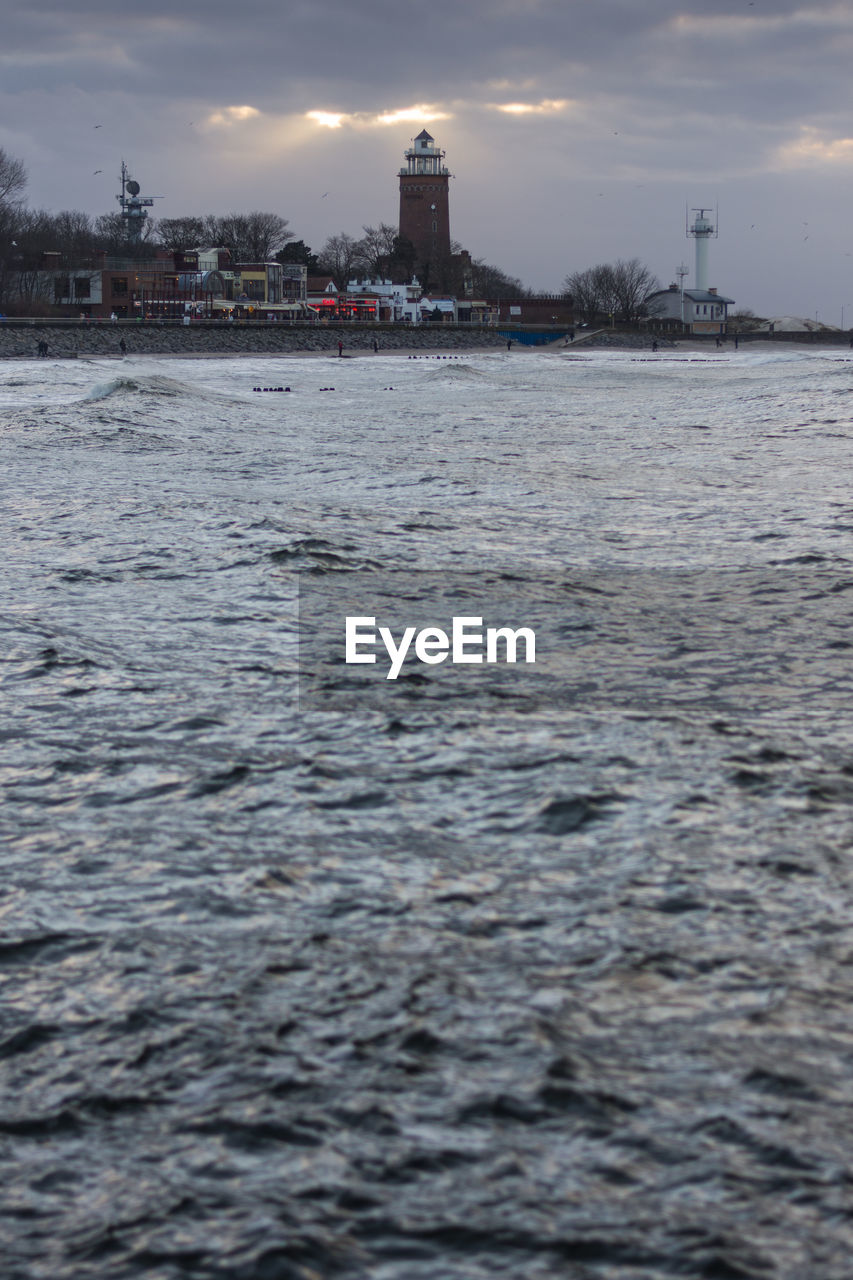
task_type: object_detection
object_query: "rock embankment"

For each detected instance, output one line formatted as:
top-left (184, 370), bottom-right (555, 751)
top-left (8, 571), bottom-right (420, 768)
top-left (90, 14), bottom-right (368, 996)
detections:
top-left (0, 323), bottom-right (510, 359)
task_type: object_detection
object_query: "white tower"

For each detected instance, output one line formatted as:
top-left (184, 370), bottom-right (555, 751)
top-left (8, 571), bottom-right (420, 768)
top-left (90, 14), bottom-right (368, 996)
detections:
top-left (687, 207), bottom-right (717, 291)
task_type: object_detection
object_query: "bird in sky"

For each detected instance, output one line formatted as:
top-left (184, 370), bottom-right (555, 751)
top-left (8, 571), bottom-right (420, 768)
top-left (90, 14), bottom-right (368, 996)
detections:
top-left (93, 169), bottom-right (102, 174)
top-left (93, 124), bottom-right (102, 128)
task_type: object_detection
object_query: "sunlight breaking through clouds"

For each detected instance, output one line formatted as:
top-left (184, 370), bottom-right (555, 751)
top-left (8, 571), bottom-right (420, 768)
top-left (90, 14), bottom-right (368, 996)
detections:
top-left (306, 104), bottom-right (452, 130)
top-left (207, 104), bottom-right (260, 126)
top-left (373, 105), bottom-right (452, 126)
top-left (491, 98), bottom-right (570, 115)
top-left (306, 110), bottom-right (347, 128)
top-left (774, 126), bottom-right (853, 168)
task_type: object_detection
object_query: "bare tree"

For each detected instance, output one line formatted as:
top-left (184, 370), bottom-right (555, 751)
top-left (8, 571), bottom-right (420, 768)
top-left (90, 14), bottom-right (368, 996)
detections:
top-left (469, 258), bottom-right (527, 298)
top-left (0, 149), bottom-right (28, 310)
top-left (205, 212), bottom-right (294, 262)
top-left (157, 216), bottom-right (208, 253)
top-left (94, 211), bottom-right (158, 256)
top-left (317, 232), bottom-right (369, 288)
top-left (591, 264), bottom-right (620, 319)
top-left (564, 259), bottom-right (658, 323)
top-left (46, 210), bottom-right (99, 265)
top-left (564, 266), bottom-right (607, 321)
top-left (359, 223), bottom-right (398, 278)
top-left (1, 208), bottom-right (57, 311)
top-left (611, 258), bottom-right (661, 322)
top-left (0, 149), bottom-right (26, 207)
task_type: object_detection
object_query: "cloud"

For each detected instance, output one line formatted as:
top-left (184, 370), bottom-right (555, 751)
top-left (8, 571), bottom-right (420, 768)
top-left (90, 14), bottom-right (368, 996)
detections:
top-left (306, 110), bottom-right (347, 129)
top-left (373, 105), bottom-right (452, 127)
top-left (671, 4), bottom-right (853, 39)
top-left (206, 104), bottom-right (260, 126)
top-left (490, 98), bottom-right (570, 116)
top-left (773, 126), bottom-right (853, 169)
top-left (305, 104), bottom-right (452, 130)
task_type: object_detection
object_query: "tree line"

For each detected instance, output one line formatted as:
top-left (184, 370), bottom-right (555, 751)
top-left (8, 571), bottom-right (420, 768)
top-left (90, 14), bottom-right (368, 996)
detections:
top-left (0, 144), bottom-right (666, 318)
top-left (563, 259), bottom-right (661, 324)
top-left (0, 147), bottom-right (533, 312)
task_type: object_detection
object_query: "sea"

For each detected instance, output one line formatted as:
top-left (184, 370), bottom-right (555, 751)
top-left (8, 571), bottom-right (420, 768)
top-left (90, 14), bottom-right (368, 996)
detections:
top-left (3, 343), bottom-right (853, 1279)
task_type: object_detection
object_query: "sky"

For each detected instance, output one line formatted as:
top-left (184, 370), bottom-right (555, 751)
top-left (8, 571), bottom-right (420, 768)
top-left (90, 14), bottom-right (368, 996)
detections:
top-left (3, 0), bottom-right (853, 320)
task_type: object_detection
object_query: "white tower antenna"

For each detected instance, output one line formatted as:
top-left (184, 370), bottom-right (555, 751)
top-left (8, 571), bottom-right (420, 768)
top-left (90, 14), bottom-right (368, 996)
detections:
top-left (686, 206), bottom-right (718, 291)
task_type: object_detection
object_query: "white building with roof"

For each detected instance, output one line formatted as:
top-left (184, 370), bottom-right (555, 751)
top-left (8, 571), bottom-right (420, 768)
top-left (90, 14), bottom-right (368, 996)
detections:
top-left (645, 283), bottom-right (735, 334)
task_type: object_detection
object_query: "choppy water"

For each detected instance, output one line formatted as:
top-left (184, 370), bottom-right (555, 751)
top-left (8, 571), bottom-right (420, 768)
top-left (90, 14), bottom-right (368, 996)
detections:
top-left (3, 345), bottom-right (853, 1279)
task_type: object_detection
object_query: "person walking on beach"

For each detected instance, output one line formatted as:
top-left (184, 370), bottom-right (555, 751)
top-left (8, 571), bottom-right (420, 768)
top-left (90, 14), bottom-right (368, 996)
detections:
top-left (373, 337), bottom-right (379, 353)
top-left (119, 337), bottom-right (127, 356)
top-left (338, 340), bottom-right (343, 357)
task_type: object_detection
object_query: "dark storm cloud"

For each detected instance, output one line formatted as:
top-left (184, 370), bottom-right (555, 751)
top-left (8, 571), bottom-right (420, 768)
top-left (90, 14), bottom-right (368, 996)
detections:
top-left (5, 0), bottom-right (851, 115)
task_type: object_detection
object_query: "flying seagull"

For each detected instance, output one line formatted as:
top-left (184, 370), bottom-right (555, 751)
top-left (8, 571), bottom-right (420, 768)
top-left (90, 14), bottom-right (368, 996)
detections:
top-left (93, 169), bottom-right (102, 174)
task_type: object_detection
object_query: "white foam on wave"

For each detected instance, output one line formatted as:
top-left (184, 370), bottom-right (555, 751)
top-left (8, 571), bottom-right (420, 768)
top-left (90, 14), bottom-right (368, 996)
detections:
top-left (83, 373), bottom-right (193, 402)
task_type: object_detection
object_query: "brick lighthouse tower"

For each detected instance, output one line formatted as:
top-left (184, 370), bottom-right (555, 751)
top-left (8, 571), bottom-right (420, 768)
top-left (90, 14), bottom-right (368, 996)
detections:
top-left (398, 129), bottom-right (451, 286)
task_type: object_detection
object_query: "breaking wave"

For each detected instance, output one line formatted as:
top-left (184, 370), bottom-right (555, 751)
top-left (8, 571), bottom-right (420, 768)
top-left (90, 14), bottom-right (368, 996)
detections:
top-left (84, 373), bottom-right (194, 402)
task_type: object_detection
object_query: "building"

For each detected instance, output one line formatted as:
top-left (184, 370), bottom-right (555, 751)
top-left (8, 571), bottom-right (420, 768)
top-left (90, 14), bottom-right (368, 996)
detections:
top-left (48, 251), bottom-right (225, 319)
top-left (346, 277), bottom-right (423, 323)
top-left (644, 207), bottom-right (734, 333)
top-left (280, 263), bottom-right (308, 304)
top-left (491, 296), bottom-right (573, 326)
top-left (398, 130), bottom-right (451, 281)
top-left (397, 129), bottom-right (474, 292)
top-left (645, 283), bottom-right (734, 334)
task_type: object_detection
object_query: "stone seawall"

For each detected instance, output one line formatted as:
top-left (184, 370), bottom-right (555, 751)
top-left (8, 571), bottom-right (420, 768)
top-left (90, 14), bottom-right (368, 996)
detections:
top-left (0, 323), bottom-right (510, 359)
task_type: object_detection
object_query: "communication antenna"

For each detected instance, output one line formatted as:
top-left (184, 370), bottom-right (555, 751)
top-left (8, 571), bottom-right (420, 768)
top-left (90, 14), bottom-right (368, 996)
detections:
top-left (116, 160), bottom-right (163, 244)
